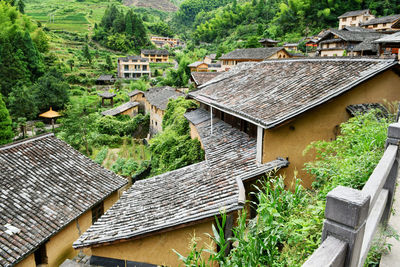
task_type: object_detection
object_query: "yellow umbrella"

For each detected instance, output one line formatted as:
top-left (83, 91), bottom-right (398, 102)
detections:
top-left (39, 107), bottom-right (61, 131)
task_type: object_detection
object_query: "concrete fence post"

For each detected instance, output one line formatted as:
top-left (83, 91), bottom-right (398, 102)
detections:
top-left (322, 186), bottom-right (370, 267)
top-left (382, 123), bottom-right (400, 223)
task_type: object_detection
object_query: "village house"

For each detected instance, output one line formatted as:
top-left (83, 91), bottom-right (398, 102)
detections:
top-left (258, 38), bottom-right (279, 47)
top-left (188, 61), bottom-right (210, 72)
top-left (219, 47), bottom-right (290, 71)
top-left (317, 29), bottom-right (384, 57)
top-left (283, 43), bottom-right (299, 52)
top-left (203, 54), bottom-right (217, 64)
top-left (361, 14), bottom-right (400, 32)
top-left (189, 58), bottom-right (400, 188)
top-left (95, 74), bottom-right (114, 85)
top-left (128, 90), bottom-right (146, 112)
top-left (0, 134), bottom-right (127, 267)
top-left (190, 72), bottom-right (222, 88)
top-left (117, 56), bottom-right (151, 79)
top-left (338, 9), bottom-right (375, 29)
top-left (73, 109), bottom-right (288, 266)
top-left (140, 49), bottom-right (169, 63)
top-left (101, 101), bottom-right (139, 117)
top-left (150, 36), bottom-right (183, 48)
top-left (373, 31), bottom-right (400, 58)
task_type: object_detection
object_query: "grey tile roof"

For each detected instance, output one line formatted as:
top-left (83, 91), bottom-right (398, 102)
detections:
top-left (191, 72), bottom-right (222, 86)
top-left (219, 47), bottom-right (285, 60)
top-left (73, 110), bottom-right (288, 248)
top-left (97, 92), bottom-right (116, 98)
top-left (141, 49), bottom-right (169, 56)
top-left (101, 102), bottom-right (139, 116)
top-left (373, 31), bottom-right (400, 43)
top-left (188, 61), bottom-right (205, 67)
top-left (343, 26), bottom-right (376, 32)
top-left (189, 58), bottom-right (397, 129)
top-left (259, 38), bottom-right (279, 44)
top-left (145, 86), bottom-right (184, 111)
top-left (361, 14), bottom-right (400, 26)
top-left (0, 134), bottom-right (127, 267)
top-left (338, 9), bottom-right (370, 18)
top-left (97, 74), bottom-right (113, 81)
top-left (127, 90), bottom-right (145, 97)
top-left (318, 29), bottom-right (384, 43)
top-left (118, 56), bottom-right (148, 62)
top-left (353, 39), bottom-right (378, 52)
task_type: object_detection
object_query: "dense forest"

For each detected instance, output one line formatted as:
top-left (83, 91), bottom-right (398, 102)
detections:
top-left (170, 0), bottom-right (400, 49)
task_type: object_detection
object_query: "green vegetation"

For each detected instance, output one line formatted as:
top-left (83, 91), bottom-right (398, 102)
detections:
top-left (0, 93), bottom-right (13, 145)
top-left (176, 110), bottom-right (392, 266)
top-left (149, 97), bottom-right (204, 175)
top-left (93, 4), bottom-right (152, 52)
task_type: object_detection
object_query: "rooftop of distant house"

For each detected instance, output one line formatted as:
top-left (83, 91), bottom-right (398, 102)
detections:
top-left (101, 102), bottom-right (139, 116)
top-left (73, 109), bottom-right (288, 248)
top-left (338, 9), bottom-right (371, 18)
top-left (141, 49), bottom-right (169, 56)
top-left (189, 58), bottom-right (398, 129)
top-left (373, 31), bottom-right (400, 43)
top-left (118, 56), bottom-right (149, 62)
top-left (318, 29), bottom-right (385, 43)
top-left (145, 86), bottom-right (184, 111)
top-left (0, 134), bottom-right (127, 266)
top-left (361, 14), bottom-right (400, 26)
top-left (191, 72), bottom-right (223, 87)
top-left (219, 47), bottom-right (286, 60)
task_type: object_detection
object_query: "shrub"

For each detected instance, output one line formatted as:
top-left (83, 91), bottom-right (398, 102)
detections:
top-left (94, 146), bottom-right (108, 165)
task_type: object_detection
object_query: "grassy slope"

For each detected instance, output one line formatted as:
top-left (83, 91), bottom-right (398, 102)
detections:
top-left (123, 0), bottom-right (177, 12)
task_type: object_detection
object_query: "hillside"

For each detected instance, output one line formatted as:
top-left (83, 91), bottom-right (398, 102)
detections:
top-left (123, 0), bottom-right (177, 12)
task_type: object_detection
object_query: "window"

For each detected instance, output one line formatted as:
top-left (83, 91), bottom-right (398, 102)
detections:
top-left (352, 16), bottom-right (356, 21)
top-left (373, 24), bottom-right (378, 28)
top-left (143, 65), bottom-right (147, 71)
top-left (124, 65), bottom-right (129, 71)
top-left (124, 73), bottom-right (130, 78)
top-left (383, 23), bottom-right (387, 27)
top-left (92, 202), bottom-right (104, 224)
top-left (135, 65), bottom-right (140, 71)
top-left (342, 18), bottom-right (347, 22)
top-left (34, 244), bottom-right (48, 265)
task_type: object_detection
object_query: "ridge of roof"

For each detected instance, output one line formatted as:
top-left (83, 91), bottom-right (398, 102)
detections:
top-left (338, 9), bottom-right (371, 18)
top-left (361, 14), bottom-right (400, 26)
top-left (0, 133), bottom-right (54, 151)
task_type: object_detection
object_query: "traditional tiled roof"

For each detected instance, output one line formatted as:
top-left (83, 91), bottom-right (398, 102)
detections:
top-left (361, 14), bottom-right (400, 26)
top-left (128, 90), bottom-right (145, 97)
top-left (73, 110), bottom-right (288, 248)
top-left (219, 47), bottom-right (285, 60)
top-left (0, 134), bottom-right (127, 266)
top-left (353, 39), bottom-right (378, 52)
top-left (189, 58), bottom-right (397, 129)
top-left (373, 31), bottom-right (400, 43)
top-left (97, 92), bottom-right (116, 98)
top-left (284, 43), bottom-right (299, 47)
top-left (188, 61), bottom-right (207, 67)
top-left (191, 72), bottom-right (222, 87)
top-left (101, 102), bottom-right (139, 116)
top-left (259, 38), bottom-right (279, 44)
top-left (118, 56), bottom-right (148, 62)
top-left (318, 29), bottom-right (384, 43)
top-left (97, 74), bottom-right (113, 81)
top-left (206, 54), bottom-right (217, 60)
top-left (145, 86), bottom-right (183, 111)
top-left (338, 9), bottom-right (371, 18)
top-left (346, 103), bottom-right (389, 118)
top-left (141, 49), bottom-right (169, 56)
top-left (343, 26), bottom-right (376, 32)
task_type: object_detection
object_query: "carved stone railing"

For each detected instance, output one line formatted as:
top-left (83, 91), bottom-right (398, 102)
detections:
top-left (303, 119), bottom-right (400, 267)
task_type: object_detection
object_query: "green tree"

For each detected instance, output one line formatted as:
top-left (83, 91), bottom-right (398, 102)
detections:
top-left (8, 84), bottom-right (38, 120)
top-left (106, 55), bottom-right (113, 71)
top-left (82, 44), bottom-right (92, 64)
top-left (17, 0), bottom-right (24, 14)
top-left (32, 69), bottom-right (70, 113)
top-left (67, 59), bottom-right (75, 71)
top-left (0, 93), bottom-right (13, 145)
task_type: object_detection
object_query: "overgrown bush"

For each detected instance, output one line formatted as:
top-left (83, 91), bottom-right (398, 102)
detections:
top-left (96, 114), bottom-right (150, 136)
top-left (94, 146), bottom-right (108, 165)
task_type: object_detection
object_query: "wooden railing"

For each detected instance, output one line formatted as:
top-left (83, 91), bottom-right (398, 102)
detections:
top-left (303, 119), bottom-right (400, 267)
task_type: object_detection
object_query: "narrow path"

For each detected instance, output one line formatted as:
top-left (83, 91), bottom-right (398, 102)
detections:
top-left (380, 171), bottom-right (400, 266)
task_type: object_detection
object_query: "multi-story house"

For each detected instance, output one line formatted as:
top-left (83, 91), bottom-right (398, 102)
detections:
top-left (361, 14), bottom-right (400, 32)
top-left (140, 49), bottom-right (169, 63)
top-left (150, 36), bottom-right (183, 48)
top-left (117, 56), bottom-right (151, 79)
top-left (317, 29), bottom-right (384, 57)
top-left (338, 9), bottom-right (375, 29)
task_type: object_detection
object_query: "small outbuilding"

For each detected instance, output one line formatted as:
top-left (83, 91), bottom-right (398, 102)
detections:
top-left (101, 102), bottom-right (139, 117)
top-left (98, 92), bottom-right (116, 107)
top-left (96, 74), bottom-right (114, 85)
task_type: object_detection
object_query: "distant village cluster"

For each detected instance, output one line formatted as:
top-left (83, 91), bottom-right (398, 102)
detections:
top-left (2, 9), bottom-right (400, 267)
